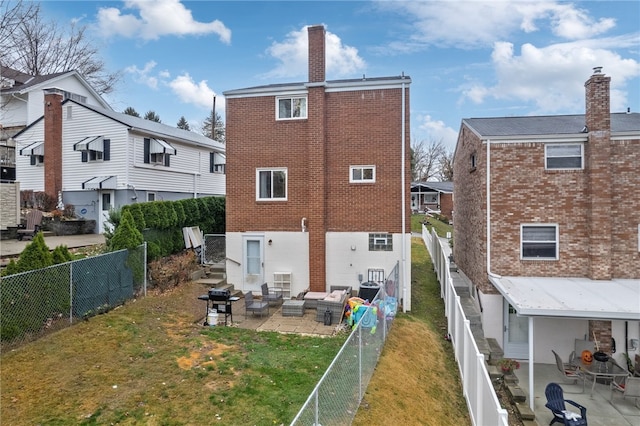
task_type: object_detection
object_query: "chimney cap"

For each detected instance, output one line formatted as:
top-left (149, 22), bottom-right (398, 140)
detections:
top-left (592, 66), bottom-right (603, 74)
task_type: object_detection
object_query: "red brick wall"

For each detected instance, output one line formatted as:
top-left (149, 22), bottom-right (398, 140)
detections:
top-left (452, 126), bottom-right (491, 292)
top-left (308, 25), bottom-right (325, 83)
top-left (44, 92), bottom-right (63, 202)
top-left (439, 193), bottom-right (453, 221)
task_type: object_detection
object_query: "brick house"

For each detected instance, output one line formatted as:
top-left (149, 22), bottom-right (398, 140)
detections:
top-left (410, 181), bottom-right (453, 220)
top-left (452, 68), bottom-right (639, 364)
top-left (223, 25), bottom-right (412, 309)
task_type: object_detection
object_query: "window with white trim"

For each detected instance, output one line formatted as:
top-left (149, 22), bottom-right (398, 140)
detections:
top-left (277, 96), bottom-right (307, 120)
top-left (257, 168), bottom-right (287, 200)
top-left (521, 225), bottom-right (558, 259)
top-left (369, 233), bottom-right (393, 251)
top-left (545, 144), bottom-right (583, 169)
top-left (350, 165), bottom-right (375, 183)
top-left (210, 152), bottom-right (225, 174)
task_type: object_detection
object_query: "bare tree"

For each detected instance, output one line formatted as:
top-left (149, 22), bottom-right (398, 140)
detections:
top-left (411, 138), bottom-right (446, 181)
top-left (438, 150), bottom-right (454, 181)
top-left (1, 2), bottom-right (119, 95)
top-left (0, 1), bottom-right (37, 54)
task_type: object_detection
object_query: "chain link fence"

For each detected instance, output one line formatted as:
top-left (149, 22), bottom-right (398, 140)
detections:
top-left (202, 234), bottom-right (225, 264)
top-left (291, 262), bottom-right (400, 425)
top-left (0, 244), bottom-right (146, 350)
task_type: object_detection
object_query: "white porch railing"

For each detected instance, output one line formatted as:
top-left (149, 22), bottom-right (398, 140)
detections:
top-left (422, 225), bottom-right (509, 426)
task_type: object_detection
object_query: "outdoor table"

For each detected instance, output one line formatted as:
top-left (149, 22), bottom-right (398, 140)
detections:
top-left (576, 359), bottom-right (630, 397)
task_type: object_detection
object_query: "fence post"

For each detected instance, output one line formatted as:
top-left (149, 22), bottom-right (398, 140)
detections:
top-left (143, 242), bottom-right (147, 296)
top-left (69, 261), bottom-right (74, 324)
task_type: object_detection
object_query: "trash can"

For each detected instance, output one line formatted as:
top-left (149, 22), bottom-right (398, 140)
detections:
top-left (358, 282), bottom-right (380, 302)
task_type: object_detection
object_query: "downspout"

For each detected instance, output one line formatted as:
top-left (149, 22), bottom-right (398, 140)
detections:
top-left (401, 75), bottom-right (407, 313)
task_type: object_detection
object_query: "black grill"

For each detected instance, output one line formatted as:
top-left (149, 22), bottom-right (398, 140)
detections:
top-left (208, 288), bottom-right (230, 301)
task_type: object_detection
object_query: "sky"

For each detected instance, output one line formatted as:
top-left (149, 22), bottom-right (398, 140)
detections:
top-left (40, 0), bottom-right (640, 151)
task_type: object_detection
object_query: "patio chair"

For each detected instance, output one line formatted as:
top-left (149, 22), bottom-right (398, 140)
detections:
top-left (261, 282), bottom-right (283, 306)
top-left (244, 291), bottom-right (269, 318)
top-left (611, 376), bottom-right (640, 408)
top-left (16, 209), bottom-right (43, 241)
top-left (552, 350), bottom-right (585, 389)
top-left (544, 382), bottom-right (588, 426)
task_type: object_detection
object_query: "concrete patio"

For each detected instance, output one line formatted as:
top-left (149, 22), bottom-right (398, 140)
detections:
top-left (514, 362), bottom-right (640, 426)
top-left (200, 297), bottom-right (343, 337)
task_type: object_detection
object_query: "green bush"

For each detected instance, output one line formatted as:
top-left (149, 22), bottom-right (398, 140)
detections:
top-left (52, 245), bottom-right (73, 264)
top-left (127, 203), bottom-right (146, 231)
top-left (109, 210), bottom-right (144, 251)
top-left (14, 233), bottom-right (53, 272)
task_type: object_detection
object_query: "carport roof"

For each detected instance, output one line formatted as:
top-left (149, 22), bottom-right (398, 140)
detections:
top-left (489, 276), bottom-right (640, 320)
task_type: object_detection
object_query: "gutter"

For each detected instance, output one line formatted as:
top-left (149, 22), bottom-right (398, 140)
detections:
top-left (401, 75), bottom-right (407, 313)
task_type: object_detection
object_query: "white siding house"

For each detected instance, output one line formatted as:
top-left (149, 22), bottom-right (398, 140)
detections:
top-left (13, 89), bottom-right (225, 233)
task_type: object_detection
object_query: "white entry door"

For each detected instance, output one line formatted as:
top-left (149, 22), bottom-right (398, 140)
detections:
top-left (503, 301), bottom-right (529, 359)
top-left (242, 235), bottom-right (264, 292)
top-left (99, 190), bottom-right (114, 233)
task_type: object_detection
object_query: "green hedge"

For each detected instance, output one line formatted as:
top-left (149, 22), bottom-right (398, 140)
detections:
top-left (109, 196), bottom-right (225, 260)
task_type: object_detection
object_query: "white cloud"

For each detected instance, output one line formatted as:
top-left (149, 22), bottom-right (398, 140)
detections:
top-left (460, 38), bottom-right (640, 113)
top-left (125, 61), bottom-right (160, 89)
top-left (383, 1), bottom-right (619, 49)
top-left (167, 73), bottom-right (219, 110)
top-left (416, 115), bottom-right (459, 150)
top-left (263, 26), bottom-right (366, 79)
top-left (97, 0), bottom-right (231, 43)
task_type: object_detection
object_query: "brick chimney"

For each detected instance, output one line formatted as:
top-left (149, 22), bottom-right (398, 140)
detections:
top-left (307, 25), bottom-right (327, 291)
top-left (308, 25), bottom-right (325, 83)
top-left (585, 68), bottom-right (612, 279)
top-left (43, 89), bottom-right (64, 203)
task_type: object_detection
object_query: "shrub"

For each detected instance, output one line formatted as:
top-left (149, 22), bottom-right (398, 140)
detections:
top-left (109, 210), bottom-right (143, 251)
top-left (14, 233), bottom-right (53, 273)
top-left (52, 245), bottom-right (73, 264)
top-left (127, 203), bottom-right (146, 231)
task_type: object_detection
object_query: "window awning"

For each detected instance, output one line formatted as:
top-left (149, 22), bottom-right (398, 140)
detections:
top-left (74, 136), bottom-right (103, 152)
top-left (19, 141), bottom-right (44, 156)
top-left (489, 275), bottom-right (640, 320)
top-left (214, 152), bottom-right (226, 164)
top-left (150, 139), bottom-right (176, 155)
top-left (82, 176), bottom-right (117, 190)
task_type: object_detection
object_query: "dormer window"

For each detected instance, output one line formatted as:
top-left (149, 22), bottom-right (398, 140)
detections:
top-left (73, 136), bottom-right (110, 162)
top-left (276, 95), bottom-right (307, 120)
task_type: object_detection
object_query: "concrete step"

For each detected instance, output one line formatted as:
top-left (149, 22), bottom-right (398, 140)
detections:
top-left (507, 384), bottom-right (526, 403)
top-left (516, 402), bottom-right (536, 421)
top-left (197, 277), bottom-right (226, 288)
top-left (460, 297), bottom-right (481, 326)
top-left (487, 338), bottom-right (504, 364)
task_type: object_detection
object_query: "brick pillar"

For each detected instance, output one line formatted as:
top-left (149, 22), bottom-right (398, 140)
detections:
top-left (584, 69), bottom-right (612, 280)
top-left (44, 90), bottom-right (64, 203)
top-left (308, 25), bottom-right (325, 83)
top-left (307, 25), bottom-right (327, 291)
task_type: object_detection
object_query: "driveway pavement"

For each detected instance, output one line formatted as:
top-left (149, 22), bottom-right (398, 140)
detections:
top-left (0, 234), bottom-right (106, 258)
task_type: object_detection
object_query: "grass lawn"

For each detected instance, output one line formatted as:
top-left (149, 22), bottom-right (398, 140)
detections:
top-left (1, 236), bottom-right (468, 425)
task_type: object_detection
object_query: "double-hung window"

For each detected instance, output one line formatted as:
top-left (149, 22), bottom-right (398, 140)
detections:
top-left (257, 168), bottom-right (287, 200)
top-left (143, 138), bottom-right (176, 166)
top-left (350, 165), bottom-right (375, 183)
top-left (521, 225), bottom-right (558, 259)
top-left (545, 144), bottom-right (583, 169)
top-left (277, 96), bottom-right (307, 120)
top-left (73, 137), bottom-right (110, 162)
top-left (210, 152), bottom-right (226, 174)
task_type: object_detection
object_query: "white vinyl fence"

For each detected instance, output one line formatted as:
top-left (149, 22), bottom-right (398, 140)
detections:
top-left (422, 225), bottom-right (509, 426)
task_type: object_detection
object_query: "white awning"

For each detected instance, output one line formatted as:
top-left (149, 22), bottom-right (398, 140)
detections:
top-left (489, 275), bottom-right (640, 320)
top-left (150, 139), bottom-right (176, 155)
top-left (82, 176), bottom-right (117, 190)
top-left (214, 152), bottom-right (226, 164)
top-left (19, 141), bottom-right (44, 156)
top-left (74, 136), bottom-right (103, 152)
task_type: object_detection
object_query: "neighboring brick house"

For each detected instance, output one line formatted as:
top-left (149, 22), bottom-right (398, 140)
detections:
top-left (453, 68), bottom-right (639, 363)
top-left (411, 181), bottom-right (453, 220)
top-left (223, 25), bottom-right (412, 309)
